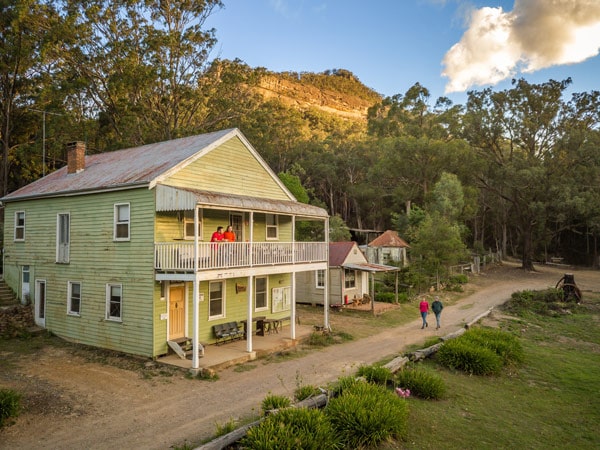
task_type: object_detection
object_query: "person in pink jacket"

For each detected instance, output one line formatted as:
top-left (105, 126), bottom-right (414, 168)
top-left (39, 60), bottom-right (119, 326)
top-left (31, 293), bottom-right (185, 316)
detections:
top-left (419, 298), bottom-right (429, 329)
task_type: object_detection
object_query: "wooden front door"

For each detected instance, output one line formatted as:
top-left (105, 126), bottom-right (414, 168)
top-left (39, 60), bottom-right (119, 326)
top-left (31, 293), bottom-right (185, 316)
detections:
top-left (169, 285), bottom-right (186, 339)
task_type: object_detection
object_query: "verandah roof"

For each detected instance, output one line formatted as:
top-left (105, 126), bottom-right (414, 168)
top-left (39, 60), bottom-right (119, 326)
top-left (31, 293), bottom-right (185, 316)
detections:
top-left (155, 184), bottom-right (328, 219)
top-left (341, 262), bottom-right (400, 273)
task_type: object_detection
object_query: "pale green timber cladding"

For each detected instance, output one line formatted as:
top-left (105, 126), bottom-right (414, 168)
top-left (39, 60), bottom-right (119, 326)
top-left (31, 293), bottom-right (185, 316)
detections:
top-left (3, 188), bottom-right (157, 357)
top-left (182, 273), bottom-right (292, 344)
top-left (164, 136), bottom-right (290, 201)
top-left (155, 212), bottom-right (292, 243)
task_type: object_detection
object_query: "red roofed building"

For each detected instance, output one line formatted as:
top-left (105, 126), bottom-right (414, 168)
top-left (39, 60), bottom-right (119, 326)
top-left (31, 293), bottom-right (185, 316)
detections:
top-left (296, 241), bottom-right (399, 306)
top-left (366, 230), bottom-right (409, 267)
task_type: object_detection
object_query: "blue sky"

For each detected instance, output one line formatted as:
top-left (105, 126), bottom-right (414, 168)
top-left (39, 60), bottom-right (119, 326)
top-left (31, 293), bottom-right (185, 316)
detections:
top-left (206, 0), bottom-right (600, 106)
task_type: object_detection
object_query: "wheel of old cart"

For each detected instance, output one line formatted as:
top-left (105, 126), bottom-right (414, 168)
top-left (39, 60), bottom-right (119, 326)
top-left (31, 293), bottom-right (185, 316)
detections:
top-left (561, 283), bottom-right (582, 302)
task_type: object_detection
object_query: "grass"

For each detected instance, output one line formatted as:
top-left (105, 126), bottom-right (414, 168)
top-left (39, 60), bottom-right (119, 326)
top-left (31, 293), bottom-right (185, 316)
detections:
top-left (396, 293), bottom-right (600, 449)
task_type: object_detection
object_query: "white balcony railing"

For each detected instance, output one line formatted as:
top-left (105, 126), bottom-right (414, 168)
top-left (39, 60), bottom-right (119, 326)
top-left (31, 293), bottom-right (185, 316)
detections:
top-left (154, 241), bottom-right (327, 271)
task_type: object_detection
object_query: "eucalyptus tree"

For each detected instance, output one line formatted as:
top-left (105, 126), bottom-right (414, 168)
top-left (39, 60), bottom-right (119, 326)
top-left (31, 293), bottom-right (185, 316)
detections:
top-left (0, 0), bottom-right (67, 196)
top-left (65, 0), bottom-right (223, 148)
top-left (366, 83), bottom-right (472, 231)
top-left (462, 78), bottom-right (594, 270)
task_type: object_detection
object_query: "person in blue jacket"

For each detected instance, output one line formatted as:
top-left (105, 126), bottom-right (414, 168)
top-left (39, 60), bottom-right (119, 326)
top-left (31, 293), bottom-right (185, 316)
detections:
top-left (431, 296), bottom-right (444, 329)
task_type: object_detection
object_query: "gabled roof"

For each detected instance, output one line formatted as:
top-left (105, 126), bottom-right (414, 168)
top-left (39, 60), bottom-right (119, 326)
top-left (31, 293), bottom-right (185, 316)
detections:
top-left (368, 230), bottom-right (409, 248)
top-left (329, 241), bottom-right (361, 266)
top-left (329, 241), bottom-right (400, 272)
top-left (1, 128), bottom-right (294, 203)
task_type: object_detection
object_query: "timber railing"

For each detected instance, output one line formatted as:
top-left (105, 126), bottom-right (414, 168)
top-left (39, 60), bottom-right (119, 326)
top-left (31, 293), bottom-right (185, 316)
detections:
top-left (154, 241), bottom-right (327, 271)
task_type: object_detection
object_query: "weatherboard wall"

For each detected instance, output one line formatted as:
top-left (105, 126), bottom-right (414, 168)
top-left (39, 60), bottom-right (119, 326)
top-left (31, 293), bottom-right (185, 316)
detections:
top-left (164, 136), bottom-right (290, 201)
top-left (3, 188), bottom-right (157, 357)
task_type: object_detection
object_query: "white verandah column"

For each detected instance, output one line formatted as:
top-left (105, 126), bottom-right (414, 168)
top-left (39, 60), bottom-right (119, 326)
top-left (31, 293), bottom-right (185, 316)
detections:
top-left (246, 212), bottom-right (255, 353)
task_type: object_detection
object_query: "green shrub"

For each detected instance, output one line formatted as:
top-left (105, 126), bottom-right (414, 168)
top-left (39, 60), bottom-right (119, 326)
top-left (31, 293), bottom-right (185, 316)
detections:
top-left (437, 339), bottom-right (503, 375)
top-left (504, 289), bottom-right (565, 316)
top-left (450, 274), bottom-right (469, 284)
top-left (325, 381), bottom-right (408, 449)
top-left (461, 327), bottom-right (524, 364)
top-left (375, 292), bottom-right (396, 303)
top-left (214, 418), bottom-right (236, 437)
top-left (0, 388), bottom-right (21, 427)
top-left (328, 375), bottom-right (361, 397)
top-left (241, 407), bottom-right (340, 449)
top-left (397, 292), bottom-right (409, 303)
top-left (395, 367), bottom-right (446, 400)
top-left (356, 364), bottom-right (393, 386)
top-left (294, 385), bottom-right (321, 402)
top-left (261, 394), bottom-right (291, 414)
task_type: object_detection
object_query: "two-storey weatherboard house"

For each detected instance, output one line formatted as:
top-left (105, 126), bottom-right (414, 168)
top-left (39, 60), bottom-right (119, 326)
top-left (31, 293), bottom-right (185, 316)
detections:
top-left (0, 128), bottom-right (329, 369)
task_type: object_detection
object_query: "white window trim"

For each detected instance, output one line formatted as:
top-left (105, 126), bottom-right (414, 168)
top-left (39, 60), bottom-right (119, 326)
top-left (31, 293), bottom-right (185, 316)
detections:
top-left (183, 208), bottom-right (203, 240)
top-left (113, 203), bottom-right (130, 241)
top-left (255, 276), bottom-right (269, 312)
top-left (56, 213), bottom-right (70, 263)
top-left (14, 211), bottom-right (25, 241)
top-left (345, 269), bottom-right (356, 289)
top-left (208, 281), bottom-right (225, 320)
top-left (265, 214), bottom-right (278, 240)
top-left (67, 281), bottom-right (82, 316)
top-left (106, 283), bottom-right (123, 322)
top-left (315, 269), bottom-right (325, 289)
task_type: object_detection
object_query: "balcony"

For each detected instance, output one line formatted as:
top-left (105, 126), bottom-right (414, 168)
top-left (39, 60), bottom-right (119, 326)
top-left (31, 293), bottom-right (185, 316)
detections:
top-left (155, 241), bottom-right (327, 272)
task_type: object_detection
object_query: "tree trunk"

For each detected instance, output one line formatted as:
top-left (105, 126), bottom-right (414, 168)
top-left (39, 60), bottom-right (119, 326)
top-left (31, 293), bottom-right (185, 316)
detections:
top-left (520, 224), bottom-right (535, 271)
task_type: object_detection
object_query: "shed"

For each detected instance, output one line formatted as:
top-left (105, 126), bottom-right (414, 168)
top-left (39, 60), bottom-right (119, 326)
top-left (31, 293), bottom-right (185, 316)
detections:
top-left (296, 241), bottom-right (400, 310)
top-left (366, 230), bottom-right (409, 267)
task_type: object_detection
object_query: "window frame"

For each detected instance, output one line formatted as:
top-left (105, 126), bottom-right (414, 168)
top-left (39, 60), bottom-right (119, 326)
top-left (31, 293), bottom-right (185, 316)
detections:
top-left (68, 281), bottom-right (82, 316)
top-left (106, 283), bottom-right (123, 322)
top-left (344, 269), bottom-right (356, 289)
top-left (113, 203), bottom-right (130, 241)
top-left (14, 211), bottom-right (25, 241)
top-left (255, 276), bottom-right (268, 311)
top-left (183, 208), bottom-right (203, 240)
top-left (56, 213), bottom-right (70, 263)
top-left (265, 214), bottom-right (278, 240)
top-left (315, 269), bottom-right (325, 289)
top-left (208, 281), bottom-right (225, 320)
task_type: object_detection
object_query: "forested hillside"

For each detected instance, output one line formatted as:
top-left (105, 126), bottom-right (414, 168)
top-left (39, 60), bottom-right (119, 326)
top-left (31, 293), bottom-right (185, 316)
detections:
top-left (1, 0), bottom-right (599, 273)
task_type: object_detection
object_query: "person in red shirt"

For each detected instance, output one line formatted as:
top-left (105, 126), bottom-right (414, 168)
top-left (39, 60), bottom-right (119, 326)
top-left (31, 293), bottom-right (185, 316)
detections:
top-left (210, 227), bottom-right (225, 266)
top-left (223, 225), bottom-right (236, 242)
top-left (419, 298), bottom-right (429, 329)
top-left (210, 226), bottom-right (225, 242)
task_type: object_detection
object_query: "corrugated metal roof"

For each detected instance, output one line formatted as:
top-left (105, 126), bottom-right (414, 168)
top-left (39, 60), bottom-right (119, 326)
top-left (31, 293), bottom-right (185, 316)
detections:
top-left (1, 129), bottom-right (237, 202)
top-left (342, 262), bottom-right (401, 272)
top-left (368, 230), bottom-right (410, 248)
top-left (329, 241), bottom-right (359, 266)
top-left (156, 184), bottom-right (328, 218)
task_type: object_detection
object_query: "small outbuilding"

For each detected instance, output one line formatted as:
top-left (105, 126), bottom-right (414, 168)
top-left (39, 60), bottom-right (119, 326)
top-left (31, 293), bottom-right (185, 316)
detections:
top-left (365, 230), bottom-right (409, 267)
top-left (296, 241), bottom-right (400, 308)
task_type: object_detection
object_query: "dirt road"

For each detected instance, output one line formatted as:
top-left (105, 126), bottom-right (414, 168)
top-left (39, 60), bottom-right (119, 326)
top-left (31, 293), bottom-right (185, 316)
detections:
top-left (1, 262), bottom-right (598, 449)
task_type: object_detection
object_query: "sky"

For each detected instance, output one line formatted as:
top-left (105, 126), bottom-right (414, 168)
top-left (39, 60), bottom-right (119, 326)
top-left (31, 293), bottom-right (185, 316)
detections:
top-left (205, 0), bottom-right (600, 106)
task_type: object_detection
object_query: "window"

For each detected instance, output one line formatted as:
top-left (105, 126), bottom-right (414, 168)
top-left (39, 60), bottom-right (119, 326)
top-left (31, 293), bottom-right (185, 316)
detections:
top-left (14, 211), bottom-right (25, 241)
top-left (183, 208), bottom-right (203, 239)
top-left (106, 284), bottom-right (122, 321)
top-left (114, 203), bottom-right (130, 241)
top-left (68, 281), bottom-right (81, 315)
top-left (266, 214), bottom-right (278, 240)
top-left (57, 213), bottom-right (70, 263)
top-left (255, 277), bottom-right (268, 311)
top-left (316, 270), bottom-right (325, 289)
top-left (209, 281), bottom-right (224, 319)
top-left (344, 269), bottom-right (356, 289)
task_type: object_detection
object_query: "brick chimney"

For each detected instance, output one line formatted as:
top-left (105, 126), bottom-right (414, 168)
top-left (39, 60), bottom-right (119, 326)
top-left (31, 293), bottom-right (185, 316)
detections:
top-left (66, 141), bottom-right (86, 174)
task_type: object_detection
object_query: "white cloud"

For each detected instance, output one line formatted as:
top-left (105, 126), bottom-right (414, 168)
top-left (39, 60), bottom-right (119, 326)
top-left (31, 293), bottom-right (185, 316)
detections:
top-left (442, 0), bottom-right (600, 93)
